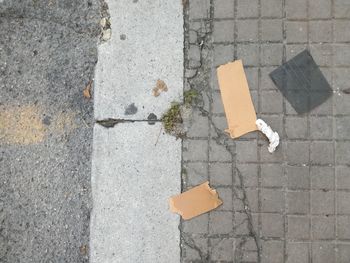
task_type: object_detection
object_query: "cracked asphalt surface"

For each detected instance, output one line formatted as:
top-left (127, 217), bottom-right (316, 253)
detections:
top-left (0, 1), bottom-right (100, 261)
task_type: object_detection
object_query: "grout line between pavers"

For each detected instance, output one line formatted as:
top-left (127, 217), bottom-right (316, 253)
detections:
top-left (210, 112), bottom-right (350, 118)
top-left (232, 0), bottom-right (241, 260)
top-left (191, 17), bottom-right (350, 22)
top-left (331, 0), bottom-right (338, 261)
top-left (213, 40), bottom-right (350, 45)
top-left (232, 0), bottom-right (238, 260)
top-left (179, 0), bottom-right (189, 261)
top-left (231, 0), bottom-right (237, 260)
top-left (210, 64), bottom-right (350, 69)
top-left (257, 0), bottom-right (263, 261)
top-left (233, 0), bottom-right (238, 61)
top-left (306, 0), bottom-right (313, 260)
top-left (207, 0), bottom-right (214, 259)
top-left (281, 0), bottom-right (288, 261)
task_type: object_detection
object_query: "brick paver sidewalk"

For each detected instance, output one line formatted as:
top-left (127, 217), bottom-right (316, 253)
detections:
top-left (181, 0), bottom-right (350, 262)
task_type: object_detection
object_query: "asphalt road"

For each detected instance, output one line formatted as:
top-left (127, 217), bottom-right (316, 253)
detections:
top-left (0, 1), bottom-right (100, 261)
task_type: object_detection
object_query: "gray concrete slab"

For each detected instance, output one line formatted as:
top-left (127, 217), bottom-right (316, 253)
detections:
top-left (90, 123), bottom-right (181, 263)
top-left (94, 0), bottom-right (183, 120)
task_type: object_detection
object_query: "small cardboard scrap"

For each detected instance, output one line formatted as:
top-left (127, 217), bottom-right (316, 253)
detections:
top-left (217, 60), bottom-right (258, 138)
top-left (152, 79), bottom-right (168, 97)
top-left (83, 80), bottom-right (92, 99)
top-left (169, 181), bottom-right (222, 220)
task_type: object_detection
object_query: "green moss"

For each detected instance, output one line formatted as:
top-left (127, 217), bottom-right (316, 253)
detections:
top-left (162, 102), bottom-right (182, 134)
top-left (162, 89), bottom-right (199, 137)
top-left (184, 89), bottom-right (199, 106)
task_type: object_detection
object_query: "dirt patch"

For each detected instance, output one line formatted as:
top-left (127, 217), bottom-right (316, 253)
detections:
top-left (53, 111), bottom-right (77, 134)
top-left (0, 105), bottom-right (77, 145)
top-left (0, 105), bottom-right (46, 145)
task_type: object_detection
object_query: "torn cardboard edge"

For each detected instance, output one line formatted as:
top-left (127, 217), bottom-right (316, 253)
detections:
top-left (216, 60), bottom-right (280, 153)
top-left (169, 181), bottom-right (222, 220)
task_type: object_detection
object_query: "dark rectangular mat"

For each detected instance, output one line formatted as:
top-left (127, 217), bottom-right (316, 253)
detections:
top-left (269, 50), bottom-right (332, 114)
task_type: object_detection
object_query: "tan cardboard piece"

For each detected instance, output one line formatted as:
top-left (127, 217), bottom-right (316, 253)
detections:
top-left (169, 181), bottom-right (222, 220)
top-left (217, 60), bottom-right (258, 138)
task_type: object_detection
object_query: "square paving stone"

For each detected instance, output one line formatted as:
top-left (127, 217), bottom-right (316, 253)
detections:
top-left (337, 244), bottom-right (350, 263)
top-left (312, 243), bottom-right (335, 263)
top-left (261, 213), bottom-right (284, 238)
top-left (209, 211), bottom-right (233, 234)
top-left (261, 164), bottom-right (285, 187)
top-left (235, 163), bottom-right (258, 187)
top-left (335, 0), bottom-right (350, 18)
top-left (337, 216), bottom-right (350, 239)
top-left (261, 189), bottom-right (285, 213)
top-left (184, 162), bottom-right (208, 186)
top-left (286, 0), bottom-right (308, 19)
top-left (261, 0), bottom-right (283, 18)
top-left (261, 241), bottom-right (284, 263)
top-left (286, 165), bottom-right (310, 189)
top-left (209, 163), bottom-right (232, 186)
top-left (286, 242), bottom-right (309, 263)
top-left (261, 19), bottom-right (283, 41)
top-left (181, 237), bottom-right (208, 261)
top-left (213, 0), bottom-right (234, 18)
top-left (336, 166), bottom-right (350, 190)
top-left (337, 191), bottom-right (350, 214)
top-left (237, 0), bottom-right (259, 18)
top-left (309, 0), bottom-right (332, 18)
top-left (311, 190), bottom-right (335, 215)
top-left (210, 238), bottom-right (235, 261)
top-left (287, 191), bottom-right (309, 214)
top-left (287, 215), bottom-right (310, 239)
top-left (312, 216), bottom-right (335, 239)
top-left (310, 166), bottom-right (334, 190)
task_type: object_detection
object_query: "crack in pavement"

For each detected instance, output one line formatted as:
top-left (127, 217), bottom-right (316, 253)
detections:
top-left (182, 11), bottom-right (261, 260)
top-left (181, 233), bottom-right (209, 262)
top-left (191, 87), bottom-right (261, 261)
top-left (95, 118), bottom-right (162, 128)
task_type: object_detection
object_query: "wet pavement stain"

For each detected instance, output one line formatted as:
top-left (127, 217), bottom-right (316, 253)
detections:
top-left (124, 103), bottom-right (138, 115)
top-left (147, 113), bottom-right (157, 125)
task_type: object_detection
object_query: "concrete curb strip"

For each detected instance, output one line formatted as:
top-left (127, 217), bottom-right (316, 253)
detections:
top-left (90, 123), bottom-right (181, 262)
top-left (94, 0), bottom-right (183, 120)
top-left (91, 0), bottom-right (183, 262)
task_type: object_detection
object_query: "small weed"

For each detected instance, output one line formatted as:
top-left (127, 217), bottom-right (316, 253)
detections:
top-left (184, 89), bottom-right (199, 106)
top-left (161, 89), bottom-right (199, 138)
top-left (162, 102), bottom-right (182, 134)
